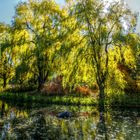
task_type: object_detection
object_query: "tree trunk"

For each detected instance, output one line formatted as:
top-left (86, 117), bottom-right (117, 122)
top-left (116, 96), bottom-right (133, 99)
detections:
top-left (37, 55), bottom-right (46, 91)
top-left (3, 74), bottom-right (7, 88)
top-left (38, 76), bottom-right (45, 91)
top-left (37, 67), bottom-right (49, 91)
top-left (98, 84), bottom-right (105, 110)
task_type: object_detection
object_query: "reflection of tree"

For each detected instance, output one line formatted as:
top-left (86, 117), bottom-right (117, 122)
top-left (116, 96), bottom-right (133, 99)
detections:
top-left (0, 100), bottom-right (31, 119)
top-left (1, 101), bottom-right (5, 118)
top-left (96, 105), bottom-right (108, 140)
top-left (1, 100), bottom-right (140, 140)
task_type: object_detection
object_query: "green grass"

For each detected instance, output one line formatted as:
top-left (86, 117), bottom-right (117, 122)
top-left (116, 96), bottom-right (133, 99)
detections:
top-left (0, 92), bottom-right (140, 107)
top-left (0, 92), bottom-right (97, 106)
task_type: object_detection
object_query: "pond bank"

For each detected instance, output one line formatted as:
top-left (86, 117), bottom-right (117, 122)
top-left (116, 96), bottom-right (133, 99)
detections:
top-left (0, 92), bottom-right (140, 108)
top-left (0, 92), bottom-right (97, 106)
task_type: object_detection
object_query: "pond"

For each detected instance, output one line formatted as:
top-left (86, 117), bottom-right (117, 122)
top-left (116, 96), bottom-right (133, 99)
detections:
top-left (0, 100), bottom-right (140, 140)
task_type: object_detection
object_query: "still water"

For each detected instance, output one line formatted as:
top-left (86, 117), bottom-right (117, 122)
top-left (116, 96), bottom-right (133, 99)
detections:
top-left (0, 100), bottom-right (140, 140)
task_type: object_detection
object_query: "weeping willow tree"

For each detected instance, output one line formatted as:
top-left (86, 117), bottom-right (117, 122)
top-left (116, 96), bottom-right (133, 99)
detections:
top-left (109, 33), bottom-right (140, 93)
top-left (12, 0), bottom-right (67, 90)
top-left (60, 0), bottom-right (137, 103)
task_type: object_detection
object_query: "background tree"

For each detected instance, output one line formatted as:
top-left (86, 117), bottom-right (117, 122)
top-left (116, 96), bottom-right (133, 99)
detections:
top-left (0, 23), bottom-right (14, 88)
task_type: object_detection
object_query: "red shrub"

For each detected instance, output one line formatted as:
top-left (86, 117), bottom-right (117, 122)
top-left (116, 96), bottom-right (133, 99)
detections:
top-left (75, 85), bottom-right (98, 97)
top-left (76, 86), bottom-right (90, 96)
top-left (41, 82), bottom-right (63, 95)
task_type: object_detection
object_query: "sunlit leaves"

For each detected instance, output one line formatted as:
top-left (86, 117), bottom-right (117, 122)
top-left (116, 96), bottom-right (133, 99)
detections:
top-left (0, 0), bottom-right (139, 93)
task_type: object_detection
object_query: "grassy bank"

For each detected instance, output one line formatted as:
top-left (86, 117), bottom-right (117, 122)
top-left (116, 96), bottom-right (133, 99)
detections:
top-left (0, 92), bottom-right (97, 106)
top-left (0, 92), bottom-right (140, 107)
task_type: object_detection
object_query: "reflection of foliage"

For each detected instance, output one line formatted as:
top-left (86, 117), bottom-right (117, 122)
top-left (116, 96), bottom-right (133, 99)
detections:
top-left (2, 109), bottom-right (140, 140)
top-left (1, 103), bottom-right (140, 140)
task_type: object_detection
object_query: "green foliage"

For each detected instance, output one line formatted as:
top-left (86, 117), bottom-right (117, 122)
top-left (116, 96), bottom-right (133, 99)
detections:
top-left (0, 23), bottom-right (15, 88)
top-left (0, 0), bottom-right (140, 99)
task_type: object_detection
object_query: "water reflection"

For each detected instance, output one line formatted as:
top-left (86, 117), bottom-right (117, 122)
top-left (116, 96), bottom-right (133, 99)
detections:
top-left (0, 100), bottom-right (140, 140)
top-left (96, 111), bottom-right (108, 140)
top-left (1, 102), bottom-right (5, 119)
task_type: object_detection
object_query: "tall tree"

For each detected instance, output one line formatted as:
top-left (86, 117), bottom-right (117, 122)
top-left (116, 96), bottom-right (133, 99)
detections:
top-left (13, 0), bottom-right (67, 90)
top-left (68, 0), bottom-right (137, 105)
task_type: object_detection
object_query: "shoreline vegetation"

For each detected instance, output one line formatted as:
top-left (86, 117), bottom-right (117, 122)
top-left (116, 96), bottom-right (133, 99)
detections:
top-left (1, 91), bottom-right (140, 108)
